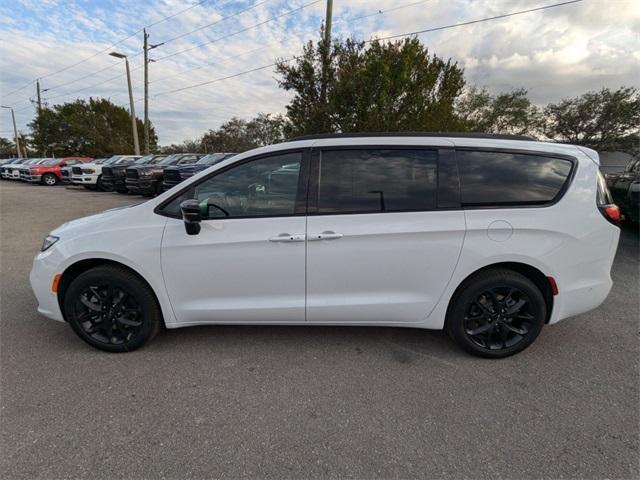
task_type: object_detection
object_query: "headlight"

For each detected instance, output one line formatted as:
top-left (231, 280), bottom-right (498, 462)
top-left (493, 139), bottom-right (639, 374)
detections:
top-left (139, 170), bottom-right (152, 177)
top-left (82, 169), bottom-right (95, 174)
top-left (41, 235), bottom-right (59, 252)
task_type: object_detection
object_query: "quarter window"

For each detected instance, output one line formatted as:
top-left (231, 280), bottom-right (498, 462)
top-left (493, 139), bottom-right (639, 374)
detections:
top-left (160, 152), bottom-right (302, 219)
top-left (457, 151), bottom-right (573, 207)
top-left (316, 149), bottom-right (438, 214)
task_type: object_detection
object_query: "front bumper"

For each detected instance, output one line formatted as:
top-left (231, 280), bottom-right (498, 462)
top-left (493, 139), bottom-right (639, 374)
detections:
top-left (30, 250), bottom-right (65, 323)
top-left (101, 176), bottom-right (127, 192)
top-left (22, 174), bottom-right (42, 183)
top-left (126, 178), bottom-right (156, 195)
top-left (71, 174), bottom-right (99, 185)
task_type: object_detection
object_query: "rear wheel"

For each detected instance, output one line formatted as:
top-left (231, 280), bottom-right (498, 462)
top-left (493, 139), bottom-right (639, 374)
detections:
top-left (42, 173), bottom-right (58, 186)
top-left (445, 269), bottom-right (546, 358)
top-left (63, 265), bottom-right (161, 352)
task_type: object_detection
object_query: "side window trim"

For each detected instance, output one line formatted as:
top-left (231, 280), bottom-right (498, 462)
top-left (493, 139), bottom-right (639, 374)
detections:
top-left (308, 145), bottom-right (441, 216)
top-left (154, 148), bottom-right (311, 219)
top-left (454, 147), bottom-right (578, 209)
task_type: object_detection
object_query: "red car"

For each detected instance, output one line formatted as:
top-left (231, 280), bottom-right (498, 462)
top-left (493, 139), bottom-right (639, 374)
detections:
top-left (22, 157), bottom-right (93, 186)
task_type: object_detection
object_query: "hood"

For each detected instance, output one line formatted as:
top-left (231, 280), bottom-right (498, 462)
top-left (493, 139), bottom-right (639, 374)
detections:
top-left (51, 204), bottom-right (143, 237)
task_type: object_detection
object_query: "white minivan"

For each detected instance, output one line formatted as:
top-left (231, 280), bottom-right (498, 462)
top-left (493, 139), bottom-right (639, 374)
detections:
top-left (30, 134), bottom-right (621, 357)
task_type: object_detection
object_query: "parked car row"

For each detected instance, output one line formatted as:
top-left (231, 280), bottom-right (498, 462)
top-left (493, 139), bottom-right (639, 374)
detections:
top-left (606, 156), bottom-right (640, 224)
top-left (0, 157), bottom-right (93, 184)
top-left (0, 152), bottom-right (236, 196)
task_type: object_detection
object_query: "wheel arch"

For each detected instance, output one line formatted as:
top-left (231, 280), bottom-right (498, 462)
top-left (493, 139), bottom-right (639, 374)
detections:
top-left (56, 258), bottom-right (165, 326)
top-left (446, 262), bottom-right (554, 324)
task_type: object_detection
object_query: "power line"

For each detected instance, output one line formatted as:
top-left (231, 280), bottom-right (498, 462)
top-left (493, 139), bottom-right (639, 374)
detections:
top-left (371, 0), bottom-right (584, 42)
top-left (1, 0), bottom-right (215, 100)
top-left (158, 0), bottom-right (272, 46)
top-left (155, 0), bottom-right (321, 62)
top-left (345, 0), bottom-right (432, 23)
top-left (152, 0), bottom-right (585, 98)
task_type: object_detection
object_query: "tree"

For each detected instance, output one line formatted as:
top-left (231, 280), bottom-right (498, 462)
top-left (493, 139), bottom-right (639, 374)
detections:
top-left (276, 36), bottom-right (465, 135)
top-left (543, 87), bottom-right (640, 153)
top-left (455, 87), bottom-right (541, 136)
top-left (29, 98), bottom-right (157, 157)
top-left (0, 136), bottom-right (16, 158)
top-left (200, 113), bottom-right (287, 152)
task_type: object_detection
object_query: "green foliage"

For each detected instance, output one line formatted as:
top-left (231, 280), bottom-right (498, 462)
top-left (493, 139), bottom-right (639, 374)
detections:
top-left (29, 98), bottom-right (157, 157)
top-left (200, 113), bottom-right (287, 152)
top-left (455, 87), bottom-right (541, 136)
top-left (0, 136), bottom-right (16, 158)
top-left (277, 36), bottom-right (465, 135)
top-left (543, 87), bottom-right (640, 153)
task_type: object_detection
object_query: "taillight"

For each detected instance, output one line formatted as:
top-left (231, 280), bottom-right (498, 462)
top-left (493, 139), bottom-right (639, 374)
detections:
top-left (599, 204), bottom-right (621, 226)
top-left (596, 171), bottom-right (621, 226)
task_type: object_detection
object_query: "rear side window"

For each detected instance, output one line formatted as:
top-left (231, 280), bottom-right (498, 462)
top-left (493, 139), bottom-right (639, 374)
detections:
top-left (316, 149), bottom-right (437, 214)
top-left (457, 151), bottom-right (573, 207)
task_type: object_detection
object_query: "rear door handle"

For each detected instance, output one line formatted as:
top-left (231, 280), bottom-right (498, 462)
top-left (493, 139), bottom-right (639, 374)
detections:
top-left (308, 231), bottom-right (343, 241)
top-left (268, 233), bottom-right (306, 243)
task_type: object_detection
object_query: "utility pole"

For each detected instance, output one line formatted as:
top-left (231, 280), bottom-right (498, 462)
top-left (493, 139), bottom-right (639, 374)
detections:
top-left (1, 105), bottom-right (22, 158)
top-left (324, 0), bottom-right (333, 47)
top-left (109, 52), bottom-right (141, 155)
top-left (36, 79), bottom-right (42, 115)
top-left (143, 29), bottom-right (150, 155)
top-left (143, 31), bottom-right (163, 155)
top-left (320, 0), bottom-right (333, 132)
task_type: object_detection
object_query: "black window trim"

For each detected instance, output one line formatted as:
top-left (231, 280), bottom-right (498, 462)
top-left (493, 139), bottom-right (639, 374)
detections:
top-left (454, 146), bottom-right (578, 210)
top-left (154, 147), bottom-right (310, 220)
top-left (308, 145), bottom-right (449, 216)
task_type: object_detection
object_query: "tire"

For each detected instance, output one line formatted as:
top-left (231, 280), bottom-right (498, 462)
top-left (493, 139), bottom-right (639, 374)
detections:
top-left (63, 265), bottom-right (161, 352)
top-left (445, 269), bottom-right (546, 358)
top-left (42, 173), bottom-right (58, 186)
top-left (96, 175), bottom-right (107, 192)
top-left (154, 179), bottom-right (163, 196)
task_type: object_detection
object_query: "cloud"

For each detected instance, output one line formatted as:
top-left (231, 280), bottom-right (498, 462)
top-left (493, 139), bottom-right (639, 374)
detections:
top-left (1, 0), bottom-right (638, 144)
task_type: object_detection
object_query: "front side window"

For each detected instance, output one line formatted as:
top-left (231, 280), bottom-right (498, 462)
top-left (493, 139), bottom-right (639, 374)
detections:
top-left (160, 152), bottom-right (302, 219)
top-left (458, 151), bottom-right (573, 207)
top-left (316, 149), bottom-right (438, 214)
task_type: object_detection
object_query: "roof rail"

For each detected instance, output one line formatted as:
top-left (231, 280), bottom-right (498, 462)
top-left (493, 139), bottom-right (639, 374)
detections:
top-left (287, 132), bottom-right (536, 142)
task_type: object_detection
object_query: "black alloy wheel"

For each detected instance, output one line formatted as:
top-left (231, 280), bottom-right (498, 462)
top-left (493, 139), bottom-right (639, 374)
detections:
top-left (74, 285), bottom-right (144, 345)
top-left (64, 265), bottom-right (161, 352)
top-left (446, 269), bottom-right (546, 358)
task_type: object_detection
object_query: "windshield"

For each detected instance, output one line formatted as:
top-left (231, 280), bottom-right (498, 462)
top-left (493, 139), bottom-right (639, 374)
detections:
top-left (197, 153), bottom-right (233, 165)
top-left (114, 156), bottom-right (138, 165)
top-left (27, 159), bottom-right (44, 165)
top-left (133, 154), bottom-right (167, 165)
top-left (104, 156), bottom-right (122, 164)
top-left (158, 154), bottom-right (181, 165)
top-left (93, 158), bottom-right (108, 164)
top-left (41, 159), bottom-right (59, 165)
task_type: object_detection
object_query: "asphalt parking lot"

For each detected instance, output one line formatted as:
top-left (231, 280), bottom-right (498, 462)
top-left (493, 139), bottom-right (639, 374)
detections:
top-left (1, 181), bottom-right (638, 479)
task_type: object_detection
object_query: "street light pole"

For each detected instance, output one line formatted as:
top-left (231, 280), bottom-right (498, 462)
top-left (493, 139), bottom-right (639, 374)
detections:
top-left (1, 105), bottom-right (22, 158)
top-left (143, 29), bottom-right (150, 155)
top-left (109, 51), bottom-right (141, 155)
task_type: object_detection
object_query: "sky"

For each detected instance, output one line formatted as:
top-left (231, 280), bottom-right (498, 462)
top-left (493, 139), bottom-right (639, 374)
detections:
top-left (0, 0), bottom-right (638, 145)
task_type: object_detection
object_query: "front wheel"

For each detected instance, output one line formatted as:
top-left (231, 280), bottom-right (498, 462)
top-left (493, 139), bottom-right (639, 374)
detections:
top-left (445, 269), bottom-right (546, 358)
top-left (42, 173), bottom-right (58, 186)
top-left (63, 265), bottom-right (161, 352)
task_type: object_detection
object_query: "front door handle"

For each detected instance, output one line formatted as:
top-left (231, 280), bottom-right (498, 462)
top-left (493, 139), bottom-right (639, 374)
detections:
top-left (268, 233), bottom-right (306, 243)
top-left (308, 231), bottom-right (343, 241)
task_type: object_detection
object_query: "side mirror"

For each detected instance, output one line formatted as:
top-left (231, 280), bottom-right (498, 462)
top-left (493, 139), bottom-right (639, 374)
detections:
top-left (180, 199), bottom-right (202, 235)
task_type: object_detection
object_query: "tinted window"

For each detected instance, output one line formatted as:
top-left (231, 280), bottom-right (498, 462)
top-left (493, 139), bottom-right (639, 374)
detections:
top-left (458, 151), bottom-right (573, 207)
top-left (316, 149), bottom-right (437, 214)
top-left (160, 152), bottom-right (302, 219)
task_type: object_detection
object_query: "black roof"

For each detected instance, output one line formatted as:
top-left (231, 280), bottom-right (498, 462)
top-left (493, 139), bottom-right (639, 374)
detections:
top-left (287, 132), bottom-right (536, 142)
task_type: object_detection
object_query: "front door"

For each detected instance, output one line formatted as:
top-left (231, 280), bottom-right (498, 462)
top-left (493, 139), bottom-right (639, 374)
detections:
top-left (305, 147), bottom-right (466, 325)
top-left (160, 150), bottom-right (308, 325)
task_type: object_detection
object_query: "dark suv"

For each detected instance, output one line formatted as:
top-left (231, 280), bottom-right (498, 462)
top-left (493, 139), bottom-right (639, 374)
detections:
top-left (102, 154), bottom-right (167, 193)
top-left (162, 153), bottom-right (236, 191)
top-left (125, 153), bottom-right (204, 196)
top-left (606, 157), bottom-right (640, 223)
